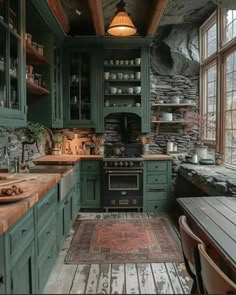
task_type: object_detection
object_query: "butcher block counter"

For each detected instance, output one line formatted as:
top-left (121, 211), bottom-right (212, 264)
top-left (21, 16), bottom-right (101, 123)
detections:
top-left (0, 173), bottom-right (61, 235)
top-left (142, 154), bottom-right (172, 161)
top-left (33, 154), bottom-right (103, 165)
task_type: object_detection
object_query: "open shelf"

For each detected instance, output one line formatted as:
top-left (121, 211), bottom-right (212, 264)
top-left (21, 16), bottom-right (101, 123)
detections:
top-left (104, 64), bottom-right (141, 68)
top-left (26, 43), bottom-right (49, 65)
top-left (105, 94), bottom-right (141, 96)
top-left (152, 120), bottom-right (187, 124)
top-left (105, 79), bottom-right (141, 83)
top-left (152, 103), bottom-right (196, 107)
top-left (26, 80), bottom-right (49, 95)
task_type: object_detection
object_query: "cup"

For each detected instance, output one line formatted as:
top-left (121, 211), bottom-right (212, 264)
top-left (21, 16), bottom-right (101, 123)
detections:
top-left (123, 74), bottom-right (129, 80)
top-left (135, 72), bottom-right (141, 79)
top-left (125, 60), bottom-right (129, 65)
top-left (135, 58), bottom-right (141, 65)
top-left (104, 60), bottom-right (109, 65)
top-left (115, 60), bottom-right (119, 65)
top-left (109, 60), bottom-right (114, 65)
top-left (130, 60), bottom-right (134, 65)
top-left (117, 73), bottom-right (123, 79)
top-left (110, 87), bottom-right (117, 94)
top-left (161, 112), bottom-right (173, 121)
top-left (129, 73), bottom-right (135, 80)
top-left (134, 86), bottom-right (141, 94)
top-left (120, 60), bottom-right (124, 65)
top-left (104, 72), bottom-right (110, 80)
top-left (127, 87), bottom-right (134, 94)
top-left (111, 73), bottom-right (117, 80)
top-left (117, 89), bottom-right (122, 94)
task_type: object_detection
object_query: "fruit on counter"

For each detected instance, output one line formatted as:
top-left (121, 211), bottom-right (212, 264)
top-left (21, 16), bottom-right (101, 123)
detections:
top-left (0, 185), bottom-right (24, 197)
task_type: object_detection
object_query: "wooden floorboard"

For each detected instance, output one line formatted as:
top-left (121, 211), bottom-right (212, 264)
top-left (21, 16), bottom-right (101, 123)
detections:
top-left (43, 213), bottom-right (192, 294)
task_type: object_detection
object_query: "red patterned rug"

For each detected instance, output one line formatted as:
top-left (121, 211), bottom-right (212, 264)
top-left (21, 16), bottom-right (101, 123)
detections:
top-left (65, 218), bottom-right (182, 264)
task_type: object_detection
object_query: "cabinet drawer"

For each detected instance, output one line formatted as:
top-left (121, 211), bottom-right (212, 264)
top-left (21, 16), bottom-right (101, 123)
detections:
top-left (37, 213), bottom-right (57, 258)
top-left (146, 186), bottom-right (168, 201)
top-left (37, 186), bottom-right (57, 229)
top-left (144, 200), bottom-right (169, 212)
top-left (9, 210), bottom-right (34, 258)
top-left (81, 161), bottom-right (100, 173)
top-left (147, 174), bottom-right (167, 184)
top-left (147, 161), bottom-right (168, 172)
top-left (38, 239), bottom-right (57, 293)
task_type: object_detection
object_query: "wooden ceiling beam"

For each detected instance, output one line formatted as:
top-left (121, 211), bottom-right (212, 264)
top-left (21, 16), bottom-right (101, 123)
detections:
top-left (88, 0), bottom-right (105, 36)
top-left (146, 0), bottom-right (169, 37)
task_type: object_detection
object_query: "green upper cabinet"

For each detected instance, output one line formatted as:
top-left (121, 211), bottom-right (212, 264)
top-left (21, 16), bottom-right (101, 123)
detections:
top-left (63, 47), bottom-right (103, 132)
top-left (0, 0), bottom-right (26, 127)
top-left (26, 0), bottom-right (63, 128)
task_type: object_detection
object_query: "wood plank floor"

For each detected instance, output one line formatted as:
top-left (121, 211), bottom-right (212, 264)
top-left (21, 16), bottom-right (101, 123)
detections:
top-left (43, 212), bottom-right (192, 294)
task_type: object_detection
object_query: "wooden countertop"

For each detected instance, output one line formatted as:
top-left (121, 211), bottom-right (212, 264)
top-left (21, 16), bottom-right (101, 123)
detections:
top-left (33, 155), bottom-right (103, 165)
top-left (142, 154), bottom-right (172, 161)
top-left (0, 173), bottom-right (61, 235)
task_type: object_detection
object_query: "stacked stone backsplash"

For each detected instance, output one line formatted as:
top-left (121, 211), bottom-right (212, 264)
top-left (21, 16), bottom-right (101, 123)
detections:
top-left (0, 127), bottom-right (46, 171)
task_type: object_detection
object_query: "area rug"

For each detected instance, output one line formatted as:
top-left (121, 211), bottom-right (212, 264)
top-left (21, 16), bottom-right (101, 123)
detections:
top-left (65, 218), bottom-right (182, 264)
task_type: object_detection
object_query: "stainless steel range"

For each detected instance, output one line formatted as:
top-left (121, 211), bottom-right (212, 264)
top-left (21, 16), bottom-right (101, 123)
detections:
top-left (103, 144), bottom-right (143, 211)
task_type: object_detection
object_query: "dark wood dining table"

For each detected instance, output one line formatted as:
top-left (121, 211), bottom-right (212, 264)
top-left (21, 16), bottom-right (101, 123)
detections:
top-left (177, 196), bottom-right (236, 282)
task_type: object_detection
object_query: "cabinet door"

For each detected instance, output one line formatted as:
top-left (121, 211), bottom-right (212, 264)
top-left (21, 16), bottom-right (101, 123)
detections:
top-left (0, 0), bottom-right (26, 127)
top-left (64, 191), bottom-right (73, 236)
top-left (64, 49), bottom-right (95, 128)
top-left (81, 174), bottom-right (100, 208)
top-left (11, 242), bottom-right (36, 294)
top-left (52, 47), bottom-right (63, 128)
top-left (57, 200), bottom-right (65, 249)
top-left (0, 237), bottom-right (6, 295)
top-left (73, 184), bottom-right (80, 221)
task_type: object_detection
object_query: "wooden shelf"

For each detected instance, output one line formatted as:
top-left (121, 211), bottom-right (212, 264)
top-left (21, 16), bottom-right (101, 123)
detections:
top-left (105, 94), bottom-right (141, 96)
top-left (26, 80), bottom-right (49, 95)
top-left (105, 79), bottom-right (141, 82)
top-left (104, 65), bottom-right (141, 68)
top-left (26, 43), bottom-right (49, 65)
top-left (152, 103), bottom-right (196, 107)
top-left (151, 120), bottom-right (187, 124)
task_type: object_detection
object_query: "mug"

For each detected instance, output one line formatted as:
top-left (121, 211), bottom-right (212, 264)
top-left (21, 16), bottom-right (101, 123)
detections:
top-left (134, 86), bottom-right (141, 94)
top-left (125, 60), bottom-right (129, 65)
top-left (120, 60), bottom-right (124, 65)
top-left (129, 73), bottom-right (135, 79)
top-left (117, 89), bottom-right (122, 94)
top-left (104, 72), bottom-right (110, 80)
top-left (111, 73), bottom-right (117, 80)
top-left (170, 97), bottom-right (180, 104)
top-left (135, 58), bottom-right (141, 65)
top-left (109, 60), bottom-right (114, 65)
top-left (130, 60), bottom-right (134, 65)
top-left (117, 73), bottom-right (123, 79)
top-left (127, 87), bottom-right (134, 94)
top-left (135, 72), bottom-right (141, 79)
top-left (162, 112), bottom-right (173, 121)
top-left (110, 87), bottom-right (117, 94)
top-left (123, 74), bottom-right (129, 80)
top-left (115, 60), bottom-right (119, 65)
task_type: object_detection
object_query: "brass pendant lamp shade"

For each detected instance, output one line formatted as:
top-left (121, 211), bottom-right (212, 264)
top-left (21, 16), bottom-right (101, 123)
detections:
top-left (107, 0), bottom-right (137, 36)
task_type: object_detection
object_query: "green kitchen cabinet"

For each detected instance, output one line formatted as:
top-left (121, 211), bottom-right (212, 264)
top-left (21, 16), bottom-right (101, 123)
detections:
top-left (57, 188), bottom-right (74, 249)
top-left (143, 160), bottom-right (172, 212)
top-left (80, 160), bottom-right (101, 209)
top-left (0, 0), bottom-right (26, 127)
top-left (63, 48), bottom-right (103, 131)
top-left (0, 236), bottom-right (5, 294)
top-left (11, 241), bottom-right (36, 294)
top-left (73, 162), bottom-right (81, 220)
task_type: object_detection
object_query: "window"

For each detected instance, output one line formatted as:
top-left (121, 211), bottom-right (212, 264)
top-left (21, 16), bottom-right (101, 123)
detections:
top-left (223, 10), bottom-right (236, 44)
top-left (202, 63), bottom-right (217, 141)
top-left (200, 9), bottom-right (236, 167)
top-left (224, 49), bottom-right (236, 165)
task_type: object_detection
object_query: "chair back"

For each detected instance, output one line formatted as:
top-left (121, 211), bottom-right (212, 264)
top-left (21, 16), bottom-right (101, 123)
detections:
top-left (179, 215), bottom-right (203, 269)
top-left (198, 244), bottom-right (236, 294)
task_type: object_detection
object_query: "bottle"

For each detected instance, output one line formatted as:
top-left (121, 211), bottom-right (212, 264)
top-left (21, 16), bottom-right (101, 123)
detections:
top-left (0, 146), bottom-right (10, 172)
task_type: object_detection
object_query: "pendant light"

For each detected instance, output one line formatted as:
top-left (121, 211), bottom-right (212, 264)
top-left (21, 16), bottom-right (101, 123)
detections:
top-left (107, 0), bottom-right (137, 37)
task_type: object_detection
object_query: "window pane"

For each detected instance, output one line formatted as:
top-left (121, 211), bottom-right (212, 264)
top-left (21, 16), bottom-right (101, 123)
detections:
top-left (225, 50), bottom-right (236, 165)
top-left (0, 25), bottom-right (7, 108)
top-left (203, 63), bottom-right (217, 141)
top-left (206, 23), bottom-right (217, 58)
top-left (225, 10), bottom-right (236, 44)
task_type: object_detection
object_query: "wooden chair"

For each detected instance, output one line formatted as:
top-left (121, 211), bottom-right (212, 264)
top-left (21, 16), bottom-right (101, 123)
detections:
top-left (179, 215), bottom-right (204, 294)
top-left (198, 244), bottom-right (236, 294)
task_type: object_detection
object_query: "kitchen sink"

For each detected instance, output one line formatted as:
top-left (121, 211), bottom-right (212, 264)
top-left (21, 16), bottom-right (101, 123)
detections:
top-left (29, 165), bottom-right (75, 201)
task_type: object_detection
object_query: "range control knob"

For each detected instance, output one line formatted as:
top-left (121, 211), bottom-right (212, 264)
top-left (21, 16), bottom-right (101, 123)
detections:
top-left (124, 161), bottom-right (129, 167)
top-left (129, 161), bottom-right (134, 167)
top-left (119, 162), bottom-right (124, 167)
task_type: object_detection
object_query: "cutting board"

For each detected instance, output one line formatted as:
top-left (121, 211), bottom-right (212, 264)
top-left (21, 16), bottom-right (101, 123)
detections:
top-left (0, 177), bottom-right (37, 187)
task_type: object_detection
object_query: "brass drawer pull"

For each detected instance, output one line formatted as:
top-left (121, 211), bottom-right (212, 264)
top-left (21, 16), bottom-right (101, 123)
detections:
top-left (21, 229), bottom-right (26, 234)
top-left (0, 275), bottom-right (6, 284)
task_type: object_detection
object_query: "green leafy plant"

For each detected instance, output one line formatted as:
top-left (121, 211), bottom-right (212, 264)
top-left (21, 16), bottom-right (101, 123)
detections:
top-left (23, 121), bottom-right (45, 143)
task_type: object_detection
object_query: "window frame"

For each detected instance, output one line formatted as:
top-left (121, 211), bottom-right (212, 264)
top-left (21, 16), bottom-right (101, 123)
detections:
top-left (200, 8), bottom-right (236, 166)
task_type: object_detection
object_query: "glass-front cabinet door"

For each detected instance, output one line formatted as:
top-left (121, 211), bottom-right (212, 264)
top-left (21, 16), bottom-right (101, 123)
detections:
top-left (0, 0), bottom-right (26, 127)
top-left (53, 46), bottom-right (63, 128)
top-left (64, 49), bottom-right (94, 128)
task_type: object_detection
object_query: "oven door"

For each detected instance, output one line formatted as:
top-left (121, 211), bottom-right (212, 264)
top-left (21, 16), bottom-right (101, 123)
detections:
top-left (105, 169), bottom-right (143, 191)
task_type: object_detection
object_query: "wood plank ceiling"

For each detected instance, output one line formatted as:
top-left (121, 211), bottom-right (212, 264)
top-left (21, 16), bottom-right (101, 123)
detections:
top-left (59, 0), bottom-right (216, 36)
